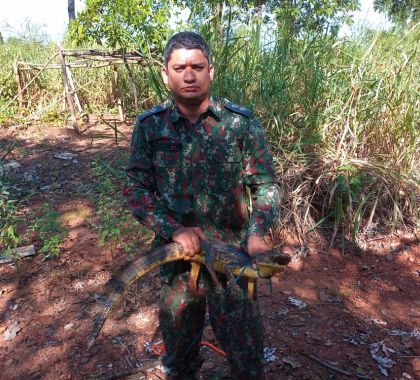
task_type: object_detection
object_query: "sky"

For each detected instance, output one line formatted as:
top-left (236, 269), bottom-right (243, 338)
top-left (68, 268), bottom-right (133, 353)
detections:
top-left (0, 0), bottom-right (392, 42)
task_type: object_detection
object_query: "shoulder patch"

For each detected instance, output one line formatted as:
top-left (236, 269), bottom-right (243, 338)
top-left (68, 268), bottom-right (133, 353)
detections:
top-left (223, 101), bottom-right (253, 118)
top-left (137, 104), bottom-right (167, 123)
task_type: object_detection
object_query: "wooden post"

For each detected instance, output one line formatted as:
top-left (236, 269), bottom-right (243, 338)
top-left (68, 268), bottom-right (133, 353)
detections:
top-left (13, 62), bottom-right (23, 109)
top-left (123, 54), bottom-right (138, 112)
top-left (57, 46), bottom-right (79, 133)
top-left (112, 65), bottom-right (124, 122)
top-left (66, 65), bottom-right (83, 114)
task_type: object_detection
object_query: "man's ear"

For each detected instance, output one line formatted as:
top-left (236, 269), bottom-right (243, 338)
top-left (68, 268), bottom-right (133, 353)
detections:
top-left (162, 67), bottom-right (169, 85)
top-left (209, 64), bottom-right (215, 81)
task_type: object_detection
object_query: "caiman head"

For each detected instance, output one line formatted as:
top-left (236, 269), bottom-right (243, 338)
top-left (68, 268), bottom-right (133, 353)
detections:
top-left (254, 248), bottom-right (291, 278)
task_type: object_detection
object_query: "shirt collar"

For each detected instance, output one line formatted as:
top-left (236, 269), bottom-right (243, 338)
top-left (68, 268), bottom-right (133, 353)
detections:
top-left (169, 96), bottom-right (222, 123)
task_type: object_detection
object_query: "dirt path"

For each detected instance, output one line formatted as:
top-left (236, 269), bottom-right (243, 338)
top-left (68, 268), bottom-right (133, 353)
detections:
top-left (0, 123), bottom-right (419, 380)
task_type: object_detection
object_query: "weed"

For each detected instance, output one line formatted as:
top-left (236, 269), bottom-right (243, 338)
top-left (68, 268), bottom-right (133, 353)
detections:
top-left (0, 181), bottom-right (21, 251)
top-left (31, 203), bottom-right (67, 256)
top-left (89, 157), bottom-right (152, 263)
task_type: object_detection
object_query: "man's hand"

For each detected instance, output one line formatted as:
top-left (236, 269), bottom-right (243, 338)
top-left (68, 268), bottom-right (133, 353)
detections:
top-left (247, 234), bottom-right (271, 256)
top-left (172, 227), bottom-right (207, 257)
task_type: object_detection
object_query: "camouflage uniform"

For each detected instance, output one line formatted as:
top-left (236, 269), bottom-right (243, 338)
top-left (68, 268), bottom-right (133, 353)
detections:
top-left (124, 97), bottom-right (281, 379)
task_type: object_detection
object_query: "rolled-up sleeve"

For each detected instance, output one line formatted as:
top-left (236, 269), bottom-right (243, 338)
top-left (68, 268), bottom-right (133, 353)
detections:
top-left (242, 118), bottom-right (282, 238)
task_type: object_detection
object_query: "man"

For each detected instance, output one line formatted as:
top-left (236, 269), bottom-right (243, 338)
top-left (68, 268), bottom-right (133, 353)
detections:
top-left (124, 31), bottom-right (281, 379)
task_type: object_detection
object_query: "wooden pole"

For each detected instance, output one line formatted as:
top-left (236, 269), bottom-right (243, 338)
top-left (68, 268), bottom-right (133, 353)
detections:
top-left (66, 65), bottom-right (83, 114)
top-left (123, 54), bottom-right (138, 112)
top-left (57, 46), bottom-right (79, 133)
top-left (113, 65), bottom-right (124, 122)
top-left (13, 61), bottom-right (23, 109)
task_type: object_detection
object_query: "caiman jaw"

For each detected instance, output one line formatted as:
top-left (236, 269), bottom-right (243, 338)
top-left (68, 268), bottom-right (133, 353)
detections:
top-left (255, 250), bottom-right (291, 278)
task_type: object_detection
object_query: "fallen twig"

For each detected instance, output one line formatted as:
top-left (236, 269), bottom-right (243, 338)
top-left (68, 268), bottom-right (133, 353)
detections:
top-left (397, 355), bottom-right (420, 358)
top-left (96, 368), bottom-right (145, 380)
top-left (304, 351), bottom-right (372, 379)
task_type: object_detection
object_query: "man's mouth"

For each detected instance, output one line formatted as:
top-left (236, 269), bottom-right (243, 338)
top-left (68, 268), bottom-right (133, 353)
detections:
top-left (182, 86), bottom-right (199, 92)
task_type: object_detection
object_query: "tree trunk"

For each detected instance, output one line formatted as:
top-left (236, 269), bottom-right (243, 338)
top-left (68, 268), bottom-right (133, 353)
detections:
top-left (68, 0), bottom-right (76, 22)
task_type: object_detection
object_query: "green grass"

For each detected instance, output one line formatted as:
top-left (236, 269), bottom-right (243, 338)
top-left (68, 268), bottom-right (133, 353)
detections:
top-left (89, 156), bottom-right (153, 260)
top-left (0, 180), bottom-right (21, 253)
top-left (31, 203), bottom-right (67, 257)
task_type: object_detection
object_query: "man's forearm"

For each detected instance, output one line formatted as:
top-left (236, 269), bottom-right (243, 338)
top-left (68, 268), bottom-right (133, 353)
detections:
top-left (124, 185), bottom-right (182, 240)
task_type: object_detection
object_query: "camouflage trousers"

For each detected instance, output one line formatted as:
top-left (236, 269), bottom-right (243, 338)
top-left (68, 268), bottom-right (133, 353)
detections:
top-left (159, 261), bottom-right (266, 380)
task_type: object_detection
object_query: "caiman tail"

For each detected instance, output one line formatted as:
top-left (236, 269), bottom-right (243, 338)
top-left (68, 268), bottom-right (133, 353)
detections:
top-left (87, 241), bottom-right (291, 350)
top-left (87, 243), bottom-right (186, 350)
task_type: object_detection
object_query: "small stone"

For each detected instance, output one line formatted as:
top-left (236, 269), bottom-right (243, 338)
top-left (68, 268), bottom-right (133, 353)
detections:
top-left (380, 308), bottom-right (389, 316)
top-left (4, 320), bottom-right (21, 341)
top-left (408, 308), bottom-right (419, 317)
top-left (402, 373), bottom-right (412, 379)
top-left (64, 323), bottom-right (75, 331)
top-left (107, 363), bottom-right (113, 369)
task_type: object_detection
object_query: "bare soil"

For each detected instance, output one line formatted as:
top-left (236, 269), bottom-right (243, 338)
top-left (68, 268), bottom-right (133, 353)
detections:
top-left (0, 122), bottom-right (419, 380)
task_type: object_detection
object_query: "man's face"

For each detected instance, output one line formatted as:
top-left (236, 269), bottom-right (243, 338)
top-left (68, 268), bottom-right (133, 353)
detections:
top-left (162, 48), bottom-right (214, 106)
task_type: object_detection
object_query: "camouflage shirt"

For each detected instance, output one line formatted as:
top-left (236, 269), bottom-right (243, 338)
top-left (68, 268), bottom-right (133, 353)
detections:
top-left (124, 97), bottom-right (281, 246)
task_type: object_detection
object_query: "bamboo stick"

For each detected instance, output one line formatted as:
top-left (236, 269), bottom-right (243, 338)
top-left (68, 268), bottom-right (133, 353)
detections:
top-left (57, 46), bottom-right (79, 133)
top-left (112, 66), bottom-right (124, 122)
top-left (66, 65), bottom-right (83, 114)
top-left (13, 61), bottom-right (23, 109)
top-left (123, 54), bottom-right (138, 112)
top-left (61, 48), bottom-right (146, 57)
top-left (17, 60), bottom-right (146, 71)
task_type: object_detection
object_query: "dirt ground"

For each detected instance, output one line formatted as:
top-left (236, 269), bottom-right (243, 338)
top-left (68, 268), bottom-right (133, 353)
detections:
top-left (0, 122), bottom-right (419, 380)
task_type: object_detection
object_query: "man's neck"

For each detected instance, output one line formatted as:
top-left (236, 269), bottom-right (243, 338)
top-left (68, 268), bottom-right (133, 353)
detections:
top-left (175, 97), bottom-right (211, 124)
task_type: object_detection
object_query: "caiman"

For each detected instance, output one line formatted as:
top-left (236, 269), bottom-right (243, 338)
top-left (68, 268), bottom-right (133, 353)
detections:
top-left (87, 239), bottom-right (291, 350)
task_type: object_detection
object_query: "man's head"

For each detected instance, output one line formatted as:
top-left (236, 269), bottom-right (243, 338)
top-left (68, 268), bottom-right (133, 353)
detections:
top-left (162, 32), bottom-right (214, 108)
top-left (163, 31), bottom-right (211, 68)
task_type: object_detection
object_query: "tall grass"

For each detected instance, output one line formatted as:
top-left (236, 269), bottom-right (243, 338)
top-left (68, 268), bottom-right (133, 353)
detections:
top-left (198, 22), bottom-right (419, 240)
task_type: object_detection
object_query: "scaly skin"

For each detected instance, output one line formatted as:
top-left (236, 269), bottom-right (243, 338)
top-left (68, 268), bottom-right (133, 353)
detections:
top-left (87, 240), bottom-right (290, 350)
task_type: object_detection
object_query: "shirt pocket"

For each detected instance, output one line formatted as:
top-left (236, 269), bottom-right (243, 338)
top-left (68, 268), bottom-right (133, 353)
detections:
top-left (152, 148), bottom-right (182, 196)
top-left (211, 144), bottom-right (243, 192)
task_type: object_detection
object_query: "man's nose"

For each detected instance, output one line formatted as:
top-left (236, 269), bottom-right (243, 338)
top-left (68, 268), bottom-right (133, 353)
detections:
top-left (183, 67), bottom-right (196, 83)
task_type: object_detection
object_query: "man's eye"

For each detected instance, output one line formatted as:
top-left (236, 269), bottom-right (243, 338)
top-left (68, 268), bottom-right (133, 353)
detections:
top-left (174, 67), bottom-right (183, 73)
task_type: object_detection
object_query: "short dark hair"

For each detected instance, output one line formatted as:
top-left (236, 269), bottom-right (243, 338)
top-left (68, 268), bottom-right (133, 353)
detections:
top-left (163, 32), bottom-right (211, 67)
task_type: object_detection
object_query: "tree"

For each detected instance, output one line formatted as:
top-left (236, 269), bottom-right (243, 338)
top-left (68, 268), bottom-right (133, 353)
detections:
top-left (68, 0), bottom-right (76, 22)
top-left (269, 0), bottom-right (360, 37)
top-left (374, 0), bottom-right (419, 25)
top-left (68, 0), bottom-right (171, 50)
top-left (183, 0), bottom-right (359, 38)
top-left (2, 18), bottom-right (49, 43)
